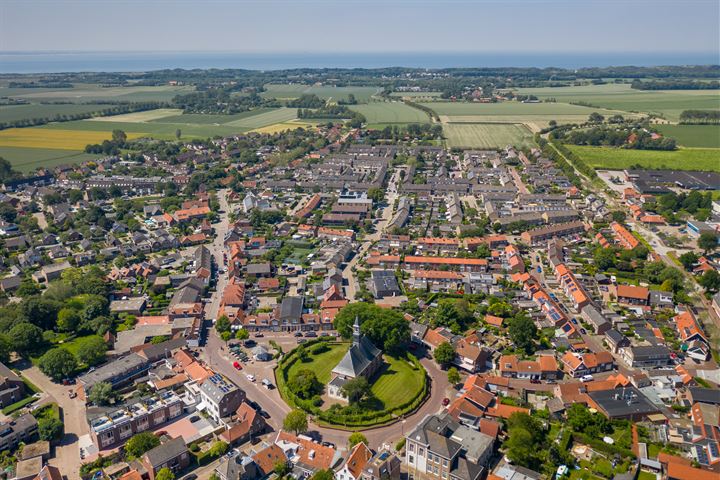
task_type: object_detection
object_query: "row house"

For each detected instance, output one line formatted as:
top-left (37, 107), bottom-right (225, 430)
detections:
top-left (497, 354), bottom-right (559, 380)
top-left (555, 263), bottom-right (590, 311)
top-left (560, 351), bottom-right (615, 378)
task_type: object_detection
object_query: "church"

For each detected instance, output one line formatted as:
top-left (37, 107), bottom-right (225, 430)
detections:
top-left (327, 317), bottom-right (384, 400)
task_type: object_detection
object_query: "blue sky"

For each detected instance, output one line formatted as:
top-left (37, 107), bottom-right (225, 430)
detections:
top-left (1, 0), bottom-right (719, 54)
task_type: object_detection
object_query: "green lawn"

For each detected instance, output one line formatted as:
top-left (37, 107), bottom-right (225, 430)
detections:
top-left (638, 472), bottom-right (657, 480)
top-left (568, 145), bottom-right (720, 172)
top-left (655, 124), bottom-right (720, 148)
top-left (0, 103), bottom-right (113, 123)
top-left (370, 353), bottom-right (426, 409)
top-left (443, 123), bottom-right (534, 148)
top-left (0, 146), bottom-right (100, 173)
top-left (262, 84), bottom-right (381, 102)
top-left (286, 343), bottom-right (349, 384)
top-left (349, 102), bottom-right (430, 124)
top-left (514, 83), bottom-right (720, 122)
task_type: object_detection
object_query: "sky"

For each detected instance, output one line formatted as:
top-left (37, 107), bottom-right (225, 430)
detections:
top-left (1, 0), bottom-right (719, 55)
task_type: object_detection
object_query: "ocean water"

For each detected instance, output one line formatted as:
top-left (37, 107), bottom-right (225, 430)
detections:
top-left (0, 51), bottom-right (718, 74)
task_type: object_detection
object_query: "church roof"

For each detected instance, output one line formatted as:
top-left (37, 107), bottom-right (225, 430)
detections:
top-left (332, 318), bottom-right (382, 378)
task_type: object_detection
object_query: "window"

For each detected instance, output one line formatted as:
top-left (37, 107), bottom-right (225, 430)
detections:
top-left (442, 459), bottom-right (448, 467)
top-left (408, 455), bottom-right (414, 464)
top-left (408, 443), bottom-right (415, 452)
top-left (418, 448), bottom-right (424, 457)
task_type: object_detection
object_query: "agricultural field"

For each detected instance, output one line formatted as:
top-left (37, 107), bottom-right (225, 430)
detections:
top-left (261, 83), bottom-right (380, 102)
top-left (0, 146), bottom-right (100, 173)
top-left (225, 107), bottom-right (298, 129)
top-left (514, 83), bottom-right (720, 122)
top-left (568, 145), bottom-right (720, 172)
top-left (655, 124), bottom-right (720, 148)
top-left (0, 128), bottom-right (144, 150)
top-left (0, 103), bottom-right (115, 123)
top-left (0, 83), bottom-right (195, 103)
top-left (40, 119), bottom-right (244, 139)
top-left (425, 101), bottom-right (630, 130)
top-left (389, 91), bottom-right (443, 100)
top-left (443, 123), bottom-right (534, 149)
top-left (349, 102), bottom-right (430, 124)
top-left (147, 108), bottom-right (275, 125)
top-left (92, 108), bottom-right (183, 122)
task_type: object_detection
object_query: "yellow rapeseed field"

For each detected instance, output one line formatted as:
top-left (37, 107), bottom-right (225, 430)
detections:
top-left (0, 128), bottom-right (145, 150)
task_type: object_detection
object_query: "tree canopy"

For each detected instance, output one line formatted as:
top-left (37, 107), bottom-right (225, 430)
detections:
top-left (125, 432), bottom-right (161, 459)
top-left (283, 409), bottom-right (308, 435)
top-left (38, 348), bottom-right (78, 382)
top-left (333, 303), bottom-right (409, 354)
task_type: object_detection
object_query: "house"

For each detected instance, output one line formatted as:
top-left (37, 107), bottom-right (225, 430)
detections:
top-left (219, 402), bottom-right (267, 446)
top-left (404, 413), bottom-right (493, 480)
top-left (604, 329), bottom-right (630, 353)
top-left (275, 431), bottom-right (342, 477)
top-left (621, 345), bottom-right (672, 368)
top-left (497, 354), bottom-right (558, 380)
top-left (0, 362), bottom-right (26, 408)
top-left (370, 270), bottom-right (402, 298)
top-left (560, 351), bottom-right (615, 378)
top-left (454, 335), bottom-right (491, 373)
top-left (674, 310), bottom-right (710, 361)
top-left (336, 442), bottom-right (373, 480)
top-left (0, 275), bottom-right (21, 293)
top-left (199, 373), bottom-right (246, 424)
top-left (360, 450), bottom-right (402, 480)
top-left (580, 305), bottom-right (610, 334)
top-left (251, 443), bottom-right (288, 479)
top-left (32, 261), bottom-right (71, 283)
top-left (587, 386), bottom-right (660, 421)
top-left (0, 414), bottom-right (38, 451)
top-left (328, 318), bottom-right (383, 400)
top-left (616, 285), bottom-right (649, 306)
top-left (141, 437), bottom-right (190, 480)
top-left (30, 465), bottom-right (62, 480)
top-left (77, 353), bottom-right (150, 398)
top-left (109, 297), bottom-right (147, 316)
top-left (214, 453), bottom-right (262, 480)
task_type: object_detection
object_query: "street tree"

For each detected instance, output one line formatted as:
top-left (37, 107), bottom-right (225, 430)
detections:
top-left (283, 409), bottom-right (308, 435)
top-left (348, 432), bottom-right (368, 449)
top-left (447, 367), bottom-right (461, 386)
top-left (88, 381), bottom-right (115, 406)
top-left (156, 468), bottom-right (175, 480)
top-left (433, 342), bottom-right (455, 367)
top-left (38, 349), bottom-right (78, 382)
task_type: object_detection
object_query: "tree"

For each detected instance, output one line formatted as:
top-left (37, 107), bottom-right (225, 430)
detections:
top-left (367, 187), bottom-right (384, 203)
top-left (348, 432), bottom-right (368, 449)
top-left (588, 112), bottom-right (605, 123)
top-left (235, 328), bottom-right (249, 340)
top-left (447, 367), bottom-right (461, 386)
top-left (38, 417), bottom-right (64, 442)
top-left (208, 440), bottom-right (229, 457)
top-left (678, 251), bottom-right (699, 271)
top-left (333, 303), bottom-right (410, 354)
top-left (698, 232), bottom-right (719, 252)
top-left (273, 460), bottom-right (290, 477)
top-left (288, 369), bottom-right (323, 400)
top-left (699, 269), bottom-right (720, 292)
top-left (433, 342), bottom-right (455, 367)
top-left (504, 427), bottom-right (537, 468)
top-left (88, 381), bottom-right (115, 406)
top-left (75, 335), bottom-right (108, 366)
top-left (175, 129), bottom-right (182, 140)
top-left (57, 307), bottom-right (80, 332)
top-left (341, 377), bottom-right (371, 404)
top-left (310, 470), bottom-right (335, 480)
top-left (283, 409), bottom-right (308, 435)
top-left (0, 334), bottom-right (11, 364)
top-left (155, 468), bottom-right (175, 480)
top-left (508, 314), bottom-right (538, 355)
top-left (125, 432), bottom-right (161, 458)
top-left (215, 315), bottom-right (231, 333)
top-left (220, 331), bottom-right (232, 342)
top-left (111, 129), bottom-right (127, 144)
top-left (38, 349), bottom-right (78, 382)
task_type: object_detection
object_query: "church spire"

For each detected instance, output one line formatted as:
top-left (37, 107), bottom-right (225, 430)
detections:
top-left (353, 315), bottom-right (361, 346)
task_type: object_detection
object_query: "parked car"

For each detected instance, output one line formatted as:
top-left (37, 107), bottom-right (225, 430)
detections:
top-left (233, 361), bottom-right (242, 370)
top-left (262, 378), bottom-right (274, 389)
top-left (580, 328), bottom-right (587, 335)
top-left (246, 374), bottom-right (256, 382)
top-left (294, 331), bottom-right (303, 337)
top-left (305, 331), bottom-right (317, 338)
top-left (442, 397), bottom-right (450, 406)
top-left (254, 333), bottom-right (264, 338)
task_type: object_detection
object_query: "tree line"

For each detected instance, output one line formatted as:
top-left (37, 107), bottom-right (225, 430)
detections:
top-left (631, 79), bottom-right (720, 90)
top-left (679, 110), bottom-right (720, 125)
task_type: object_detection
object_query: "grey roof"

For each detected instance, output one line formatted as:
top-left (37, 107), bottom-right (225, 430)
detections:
top-left (216, 454), bottom-right (260, 480)
top-left (279, 296), bottom-right (303, 321)
top-left (689, 387), bottom-right (720, 405)
top-left (407, 413), bottom-right (461, 451)
top-left (451, 457), bottom-right (484, 480)
top-left (194, 245), bottom-right (211, 271)
top-left (200, 373), bottom-right (239, 403)
top-left (0, 361), bottom-right (21, 383)
top-left (371, 270), bottom-right (401, 297)
top-left (246, 263), bottom-right (272, 275)
top-left (140, 338), bottom-right (186, 361)
top-left (332, 320), bottom-right (381, 378)
top-left (587, 387), bottom-right (660, 418)
top-left (451, 425), bottom-right (493, 464)
top-left (605, 329), bottom-right (627, 344)
top-left (630, 345), bottom-right (671, 361)
top-left (143, 436), bottom-right (187, 468)
top-left (77, 353), bottom-right (148, 389)
top-left (581, 305), bottom-right (609, 329)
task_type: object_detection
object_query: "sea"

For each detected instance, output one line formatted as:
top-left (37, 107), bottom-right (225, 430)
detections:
top-left (0, 51), bottom-right (718, 74)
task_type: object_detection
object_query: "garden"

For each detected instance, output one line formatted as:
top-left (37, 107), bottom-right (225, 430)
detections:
top-left (275, 338), bottom-right (428, 430)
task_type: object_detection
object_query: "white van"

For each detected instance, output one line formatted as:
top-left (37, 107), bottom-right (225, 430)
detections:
top-left (581, 375), bottom-right (594, 382)
top-left (262, 378), bottom-right (274, 389)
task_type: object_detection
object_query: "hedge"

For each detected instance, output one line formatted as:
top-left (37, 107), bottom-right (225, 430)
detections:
top-left (2, 396), bottom-right (37, 415)
top-left (276, 340), bottom-right (429, 429)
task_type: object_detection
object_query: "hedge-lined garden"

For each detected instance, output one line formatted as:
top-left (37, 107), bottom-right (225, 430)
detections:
top-left (275, 339), bottom-right (428, 429)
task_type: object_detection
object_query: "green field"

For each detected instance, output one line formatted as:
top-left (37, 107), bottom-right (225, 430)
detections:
top-left (149, 108), bottom-right (276, 125)
top-left (225, 107), bottom-right (298, 128)
top-left (0, 103), bottom-right (117, 123)
top-left (262, 84), bottom-right (380, 102)
top-left (0, 146), bottom-right (100, 173)
top-left (40, 119), bottom-right (247, 139)
top-left (349, 102), bottom-right (430, 124)
top-left (514, 83), bottom-right (720, 122)
top-left (444, 123), bottom-right (534, 148)
top-left (568, 145), bottom-right (720, 172)
top-left (0, 83), bottom-right (194, 103)
top-left (655, 124), bottom-right (720, 148)
top-left (283, 342), bottom-right (425, 409)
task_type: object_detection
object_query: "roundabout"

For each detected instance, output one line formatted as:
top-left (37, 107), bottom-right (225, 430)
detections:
top-left (275, 338), bottom-right (428, 430)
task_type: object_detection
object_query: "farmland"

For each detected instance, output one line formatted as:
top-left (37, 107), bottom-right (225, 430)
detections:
top-left (261, 84), bottom-right (380, 102)
top-left (0, 83), bottom-right (194, 103)
top-left (40, 120), bottom-right (243, 139)
top-left (424, 101), bottom-right (631, 130)
top-left (349, 102), bottom-right (430, 125)
top-left (567, 145), bottom-right (720, 172)
top-left (0, 128), bottom-right (144, 150)
top-left (513, 83), bottom-right (720, 122)
top-left (92, 108), bottom-right (183, 123)
top-left (0, 146), bottom-right (100, 173)
top-left (0, 103), bottom-right (117, 123)
top-left (655, 125), bottom-right (720, 148)
top-left (444, 123), bottom-right (534, 149)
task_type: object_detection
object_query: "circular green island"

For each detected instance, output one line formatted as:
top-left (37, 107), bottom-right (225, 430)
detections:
top-left (276, 339), bottom-right (428, 429)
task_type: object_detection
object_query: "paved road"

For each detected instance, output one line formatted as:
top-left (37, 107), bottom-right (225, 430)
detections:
top-left (205, 188), bottom-right (231, 321)
top-left (16, 364), bottom-right (88, 479)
